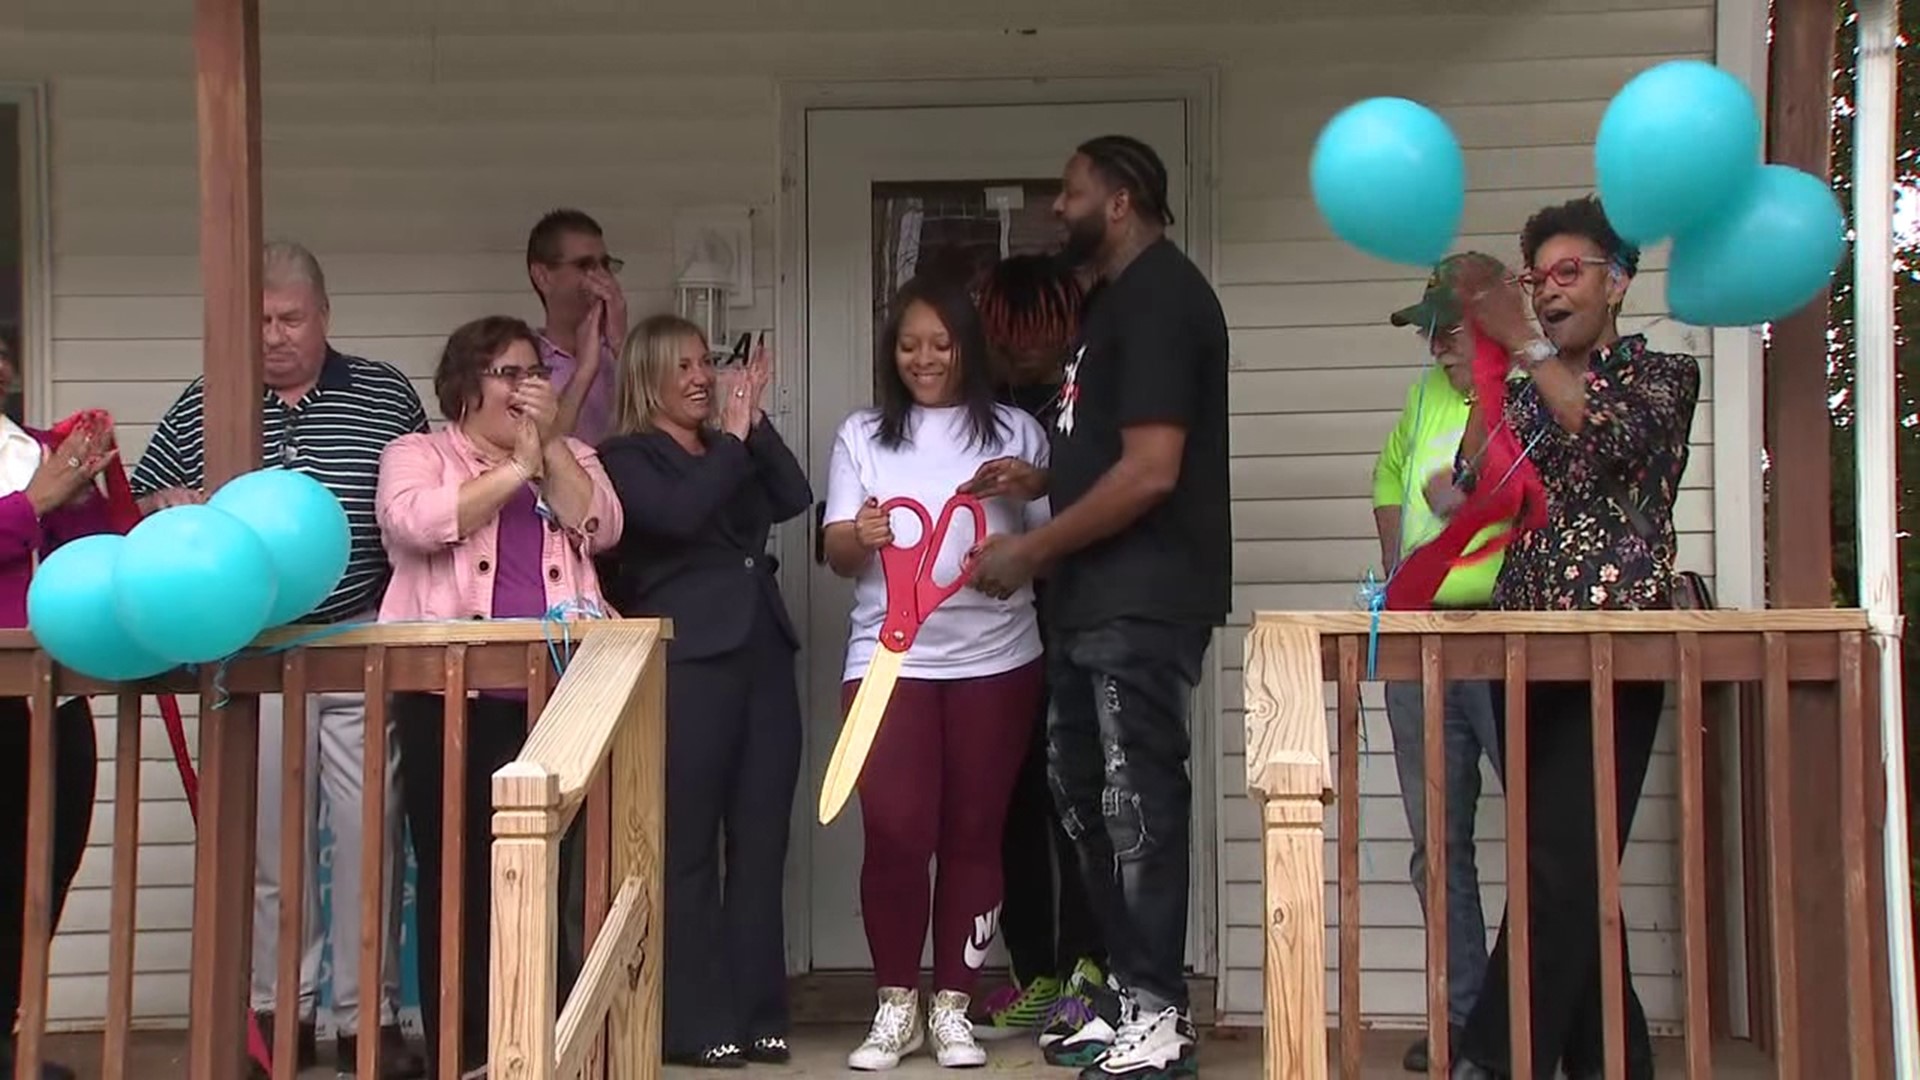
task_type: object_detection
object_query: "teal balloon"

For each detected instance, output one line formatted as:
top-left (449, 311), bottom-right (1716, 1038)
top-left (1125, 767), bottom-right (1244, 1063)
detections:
top-left (27, 534), bottom-right (174, 681)
top-left (210, 468), bottom-right (351, 626)
top-left (1596, 60), bottom-right (1762, 243)
top-left (114, 505), bottom-right (277, 664)
top-left (1667, 164), bottom-right (1846, 327)
top-left (1310, 97), bottom-right (1465, 267)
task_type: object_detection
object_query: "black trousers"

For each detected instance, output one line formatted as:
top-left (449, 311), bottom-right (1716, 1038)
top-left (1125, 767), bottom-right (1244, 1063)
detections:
top-left (998, 663), bottom-right (1104, 985)
top-left (394, 693), bottom-right (583, 1074)
top-left (663, 614), bottom-right (801, 1055)
top-left (1459, 680), bottom-right (1662, 1080)
top-left (1046, 618), bottom-right (1210, 1015)
top-left (0, 697), bottom-right (96, 1039)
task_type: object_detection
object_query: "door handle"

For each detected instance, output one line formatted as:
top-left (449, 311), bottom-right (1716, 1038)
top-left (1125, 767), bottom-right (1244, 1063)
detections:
top-left (813, 500), bottom-right (827, 565)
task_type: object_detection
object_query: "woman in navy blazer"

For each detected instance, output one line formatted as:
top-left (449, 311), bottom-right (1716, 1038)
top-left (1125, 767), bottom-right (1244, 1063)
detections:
top-left (597, 316), bottom-right (811, 1069)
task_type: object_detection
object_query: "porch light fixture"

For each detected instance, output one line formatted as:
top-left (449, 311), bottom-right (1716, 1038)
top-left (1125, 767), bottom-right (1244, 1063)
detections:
top-left (675, 236), bottom-right (732, 352)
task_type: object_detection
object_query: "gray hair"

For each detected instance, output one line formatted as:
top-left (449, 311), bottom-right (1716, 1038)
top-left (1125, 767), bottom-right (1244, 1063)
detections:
top-left (263, 240), bottom-right (329, 307)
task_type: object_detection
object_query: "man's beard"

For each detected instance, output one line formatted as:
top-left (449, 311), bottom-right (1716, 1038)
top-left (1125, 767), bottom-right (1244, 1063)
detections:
top-left (1060, 213), bottom-right (1107, 267)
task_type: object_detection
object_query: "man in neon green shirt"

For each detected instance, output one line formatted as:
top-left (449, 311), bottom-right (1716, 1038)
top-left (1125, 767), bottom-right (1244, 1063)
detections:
top-left (1370, 252), bottom-right (1507, 1073)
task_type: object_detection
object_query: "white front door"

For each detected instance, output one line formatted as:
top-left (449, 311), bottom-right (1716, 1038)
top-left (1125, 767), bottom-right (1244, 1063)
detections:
top-left (794, 100), bottom-right (1202, 972)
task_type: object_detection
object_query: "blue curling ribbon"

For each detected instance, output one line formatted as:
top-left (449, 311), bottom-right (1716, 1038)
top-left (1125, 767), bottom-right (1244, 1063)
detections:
top-left (1358, 570), bottom-right (1387, 682)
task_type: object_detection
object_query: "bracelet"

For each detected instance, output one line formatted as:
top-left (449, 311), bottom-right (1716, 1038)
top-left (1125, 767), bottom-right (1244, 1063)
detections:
top-left (507, 457), bottom-right (536, 482)
top-left (1512, 339), bottom-right (1557, 369)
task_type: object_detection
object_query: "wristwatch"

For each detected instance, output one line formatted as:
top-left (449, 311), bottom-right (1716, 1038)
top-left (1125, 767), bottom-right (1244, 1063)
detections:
top-left (1512, 338), bottom-right (1557, 370)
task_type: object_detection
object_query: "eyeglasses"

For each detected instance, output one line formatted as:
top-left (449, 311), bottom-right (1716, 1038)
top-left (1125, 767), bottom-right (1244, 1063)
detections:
top-left (483, 363), bottom-right (553, 384)
top-left (548, 255), bottom-right (625, 275)
top-left (1417, 324), bottom-right (1462, 341)
top-left (1518, 256), bottom-right (1609, 293)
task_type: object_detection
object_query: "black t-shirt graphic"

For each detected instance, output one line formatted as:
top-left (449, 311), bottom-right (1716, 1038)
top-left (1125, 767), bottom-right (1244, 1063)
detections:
top-left (1045, 237), bottom-right (1232, 630)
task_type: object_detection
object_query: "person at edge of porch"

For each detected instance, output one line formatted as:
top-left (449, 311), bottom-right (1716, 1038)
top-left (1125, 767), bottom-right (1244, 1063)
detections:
top-left (376, 315), bottom-right (622, 1080)
top-left (968, 134), bottom-right (1231, 1080)
top-left (595, 315), bottom-right (811, 1070)
top-left (1440, 196), bottom-right (1699, 1080)
top-left (822, 276), bottom-right (1050, 1072)
top-left (127, 241), bottom-right (430, 1080)
top-left (1371, 252), bottom-right (1511, 1075)
top-left (968, 254), bottom-right (1111, 1045)
top-left (527, 207), bottom-right (628, 445)
top-left (0, 341), bottom-right (116, 1080)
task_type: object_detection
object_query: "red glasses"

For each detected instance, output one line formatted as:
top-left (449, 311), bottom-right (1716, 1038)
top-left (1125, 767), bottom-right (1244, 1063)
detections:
top-left (1519, 256), bottom-right (1609, 293)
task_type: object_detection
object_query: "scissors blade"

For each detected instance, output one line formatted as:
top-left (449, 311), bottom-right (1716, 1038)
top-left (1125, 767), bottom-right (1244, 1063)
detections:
top-left (817, 647), bottom-right (906, 824)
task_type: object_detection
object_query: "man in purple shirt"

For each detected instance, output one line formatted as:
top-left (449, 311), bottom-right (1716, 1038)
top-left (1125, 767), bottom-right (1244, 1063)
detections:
top-left (526, 209), bottom-right (628, 445)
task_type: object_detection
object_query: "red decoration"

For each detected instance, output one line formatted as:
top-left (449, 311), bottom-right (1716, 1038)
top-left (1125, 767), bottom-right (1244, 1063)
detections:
top-left (1383, 332), bottom-right (1548, 610)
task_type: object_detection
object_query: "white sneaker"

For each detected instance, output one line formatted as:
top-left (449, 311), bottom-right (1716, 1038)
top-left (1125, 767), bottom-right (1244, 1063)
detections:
top-left (1091, 1006), bottom-right (1198, 1079)
top-left (848, 987), bottom-right (923, 1071)
top-left (928, 990), bottom-right (987, 1068)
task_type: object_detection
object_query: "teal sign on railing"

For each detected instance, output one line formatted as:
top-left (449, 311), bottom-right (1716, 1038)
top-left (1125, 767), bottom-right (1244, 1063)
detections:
top-left (310, 791), bottom-right (424, 1034)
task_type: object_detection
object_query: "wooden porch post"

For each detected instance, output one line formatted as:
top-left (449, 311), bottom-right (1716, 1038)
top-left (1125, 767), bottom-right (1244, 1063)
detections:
top-left (1763, 0), bottom-right (1846, 1071)
top-left (185, 0), bottom-right (264, 1077)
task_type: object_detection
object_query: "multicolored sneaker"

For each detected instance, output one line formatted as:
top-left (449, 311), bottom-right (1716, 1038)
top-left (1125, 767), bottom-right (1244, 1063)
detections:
top-left (1078, 1006), bottom-right (1197, 1080)
top-left (1042, 973), bottom-right (1126, 1068)
top-left (972, 975), bottom-right (1063, 1041)
top-left (1038, 959), bottom-right (1107, 1049)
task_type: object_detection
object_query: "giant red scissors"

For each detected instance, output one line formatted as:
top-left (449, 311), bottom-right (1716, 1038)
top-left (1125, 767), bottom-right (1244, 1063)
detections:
top-left (817, 493), bottom-right (986, 824)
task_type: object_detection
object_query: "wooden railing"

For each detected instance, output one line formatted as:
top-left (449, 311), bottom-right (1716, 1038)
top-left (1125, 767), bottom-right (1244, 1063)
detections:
top-left (488, 622), bottom-right (667, 1080)
top-left (1245, 610), bottom-right (1893, 1080)
top-left (0, 617), bottom-right (667, 1080)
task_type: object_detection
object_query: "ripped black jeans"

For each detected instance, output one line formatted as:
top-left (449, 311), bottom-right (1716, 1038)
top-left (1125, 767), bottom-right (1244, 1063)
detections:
top-left (1045, 617), bottom-right (1212, 1014)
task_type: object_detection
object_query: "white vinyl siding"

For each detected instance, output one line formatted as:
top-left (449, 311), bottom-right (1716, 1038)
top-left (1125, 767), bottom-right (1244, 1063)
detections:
top-left (5, 0), bottom-right (1720, 1030)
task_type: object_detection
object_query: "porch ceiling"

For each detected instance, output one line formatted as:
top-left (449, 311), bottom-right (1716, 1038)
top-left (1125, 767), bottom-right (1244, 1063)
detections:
top-left (18, 0), bottom-right (1705, 37)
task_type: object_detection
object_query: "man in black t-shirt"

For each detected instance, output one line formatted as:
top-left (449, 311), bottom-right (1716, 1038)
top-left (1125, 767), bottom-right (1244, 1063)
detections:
top-left (967, 135), bottom-right (1230, 1080)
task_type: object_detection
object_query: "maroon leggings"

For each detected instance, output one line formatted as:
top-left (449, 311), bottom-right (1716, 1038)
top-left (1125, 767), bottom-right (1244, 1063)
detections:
top-left (848, 659), bottom-right (1044, 993)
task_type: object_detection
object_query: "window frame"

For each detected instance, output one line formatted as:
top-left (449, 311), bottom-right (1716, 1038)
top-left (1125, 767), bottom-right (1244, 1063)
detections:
top-left (0, 84), bottom-right (51, 428)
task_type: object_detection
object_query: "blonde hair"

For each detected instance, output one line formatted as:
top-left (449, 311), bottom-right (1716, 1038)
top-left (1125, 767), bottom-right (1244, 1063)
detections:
top-left (612, 313), bottom-right (710, 436)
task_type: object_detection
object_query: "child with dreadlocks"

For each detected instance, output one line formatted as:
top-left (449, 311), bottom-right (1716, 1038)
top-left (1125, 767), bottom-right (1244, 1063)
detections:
top-left (967, 254), bottom-right (1110, 1045)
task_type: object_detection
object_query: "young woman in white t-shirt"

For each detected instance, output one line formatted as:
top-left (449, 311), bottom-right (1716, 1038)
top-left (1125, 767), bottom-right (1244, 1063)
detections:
top-left (821, 276), bottom-right (1049, 1071)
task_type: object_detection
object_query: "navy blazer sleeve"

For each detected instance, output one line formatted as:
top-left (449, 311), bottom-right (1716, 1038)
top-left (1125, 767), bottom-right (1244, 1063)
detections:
top-left (744, 417), bottom-right (814, 524)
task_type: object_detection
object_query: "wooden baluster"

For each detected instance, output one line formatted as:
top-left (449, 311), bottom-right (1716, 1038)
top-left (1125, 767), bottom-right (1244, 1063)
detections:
top-left (1837, 631), bottom-right (1877, 1079)
top-left (1761, 632), bottom-right (1801, 1079)
top-left (1675, 634), bottom-right (1713, 1080)
top-left (586, 768), bottom-right (613, 1077)
top-left (102, 692), bottom-right (144, 1080)
top-left (440, 646), bottom-right (470, 1080)
top-left (1503, 636), bottom-right (1532, 1080)
top-left (17, 653), bottom-right (58, 1079)
top-left (527, 643), bottom-right (553, 729)
top-left (1588, 634), bottom-right (1627, 1080)
top-left (276, 653), bottom-right (311, 1080)
top-left (1419, 634), bottom-right (1448, 1078)
top-left (1335, 637), bottom-right (1361, 1080)
top-left (611, 646), bottom-right (668, 1080)
top-left (359, 647), bottom-right (389, 1079)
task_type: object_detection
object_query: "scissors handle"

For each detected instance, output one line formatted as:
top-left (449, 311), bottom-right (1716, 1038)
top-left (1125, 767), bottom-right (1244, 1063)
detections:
top-left (875, 493), bottom-right (987, 653)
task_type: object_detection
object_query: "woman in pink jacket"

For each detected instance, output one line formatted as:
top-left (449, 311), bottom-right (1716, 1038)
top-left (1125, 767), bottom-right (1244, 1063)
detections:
top-left (374, 315), bottom-right (622, 1080)
top-left (0, 342), bottom-right (117, 1080)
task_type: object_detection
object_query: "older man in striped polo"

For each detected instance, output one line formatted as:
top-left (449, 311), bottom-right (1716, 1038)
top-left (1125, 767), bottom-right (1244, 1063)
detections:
top-left (130, 241), bottom-right (429, 1079)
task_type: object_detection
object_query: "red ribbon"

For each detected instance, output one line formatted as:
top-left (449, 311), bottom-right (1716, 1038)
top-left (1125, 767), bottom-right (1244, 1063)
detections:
top-left (44, 410), bottom-right (264, 1068)
top-left (1383, 333), bottom-right (1549, 610)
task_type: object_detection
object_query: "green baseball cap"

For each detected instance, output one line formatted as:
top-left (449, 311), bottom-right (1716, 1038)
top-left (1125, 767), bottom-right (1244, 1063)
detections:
top-left (1389, 251), bottom-right (1508, 330)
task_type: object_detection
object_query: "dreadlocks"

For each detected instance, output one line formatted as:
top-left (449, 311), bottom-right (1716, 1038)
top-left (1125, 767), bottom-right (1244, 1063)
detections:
top-left (976, 255), bottom-right (1085, 356)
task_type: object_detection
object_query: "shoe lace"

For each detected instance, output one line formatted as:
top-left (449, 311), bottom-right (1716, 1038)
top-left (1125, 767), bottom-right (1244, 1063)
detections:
top-left (1111, 1007), bottom-right (1174, 1055)
top-left (866, 1000), bottom-right (914, 1048)
top-left (930, 1004), bottom-right (976, 1047)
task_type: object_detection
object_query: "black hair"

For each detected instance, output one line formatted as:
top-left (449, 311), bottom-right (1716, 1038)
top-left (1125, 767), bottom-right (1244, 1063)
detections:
top-left (875, 276), bottom-right (1006, 452)
top-left (976, 255), bottom-right (1085, 355)
top-left (1076, 135), bottom-right (1176, 227)
top-left (526, 208), bottom-right (605, 268)
top-left (1520, 195), bottom-right (1641, 277)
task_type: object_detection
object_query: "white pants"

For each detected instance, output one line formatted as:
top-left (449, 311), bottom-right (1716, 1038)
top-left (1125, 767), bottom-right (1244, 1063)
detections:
top-left (249, 688), bottom-right (405, 1028)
